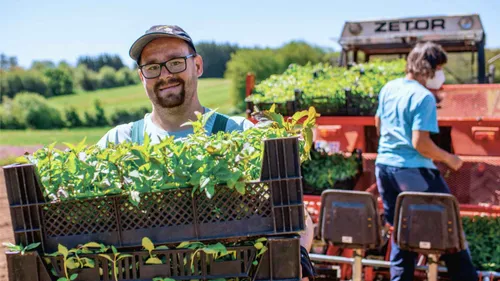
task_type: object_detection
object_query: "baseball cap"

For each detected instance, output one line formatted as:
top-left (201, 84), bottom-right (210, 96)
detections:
top-left (129, 25), bottom-right (197, 64)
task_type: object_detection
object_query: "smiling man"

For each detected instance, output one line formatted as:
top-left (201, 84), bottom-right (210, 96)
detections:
top-left (97, 25), bottom-right (252, 147)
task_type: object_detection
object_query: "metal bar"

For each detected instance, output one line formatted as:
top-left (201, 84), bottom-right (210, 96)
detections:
top-left (353, 249), bottom-right (362, 281)
top-left (427, 254), bottom-right (439, 281)
top-left (309, 254), bottom-right (500, 277)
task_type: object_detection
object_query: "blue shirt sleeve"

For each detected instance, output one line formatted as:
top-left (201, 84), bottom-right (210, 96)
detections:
top-left (375, 85), bottom-right (386, 117)
top-left (411, 94), bottom-right (439, 133)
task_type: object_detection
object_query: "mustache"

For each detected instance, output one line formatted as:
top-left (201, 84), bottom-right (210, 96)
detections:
top-left (154, 78), bottom-right (184, 92)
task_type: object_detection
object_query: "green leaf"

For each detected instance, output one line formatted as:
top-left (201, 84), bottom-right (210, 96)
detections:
top-left (117, 254), bottom-right (133, 260)
top-left (156, 245), bottom-right (169, 250)
top-left (66, 259), bottom-right (79, 270)
top-left (145, 257), bottom-right (163, 264)
top-left (257, 246), bottom-right (268, 257)
top-left (200, 176), bottom-right (210, 189)
top-left (253, 260), bottom-right (258, 266)
top-left (81, 258), bottom-right (95, 268)
top-left (82, 242), bottom-right (102, 248)
top-left (76, 137), bottom-right (87, 153)
top-left (70, 273), bottom-right (78, 281)
top-left (202, 243), bottom-right (227, 256)
top-left (176, 241), bottom-right (192, 249)
top-left (205, 182), bottom-right (215, 199)
top-left (24, 242), bottom-right (40, 251)
top-left (58, 244), bottom-right (69, 258)
top-left (57, 277), bottom-right (68, 281)
top-left (142, 237), bottom-right (155, 252)
top-left (254, 242), bottom-right (264, 250)
top-left (63, 142), bottom-right (76, 152)
top-left (235, 182), bottom-right (246, 195)
top-left (98, 254), bottom-right (113, 262)
top-left (111, 246), bottom-right (118, 254)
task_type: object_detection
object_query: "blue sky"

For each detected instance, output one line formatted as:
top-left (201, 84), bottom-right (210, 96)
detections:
top-left (2, 0), bottom-right (499, 68)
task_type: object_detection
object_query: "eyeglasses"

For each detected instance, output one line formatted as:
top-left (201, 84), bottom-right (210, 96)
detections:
top-left (139, 54), bottom-right (196, 79)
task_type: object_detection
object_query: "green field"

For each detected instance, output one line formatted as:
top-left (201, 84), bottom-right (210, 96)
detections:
top-left (49, 78), bottom-right (234, 116)
top-left (1, 78), bottom-right (235, 147)
top-left (0, 127), bottom-right (111, 146)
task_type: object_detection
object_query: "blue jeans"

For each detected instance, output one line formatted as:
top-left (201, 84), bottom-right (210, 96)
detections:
top-left (375, 164), bottom-right (478, 281)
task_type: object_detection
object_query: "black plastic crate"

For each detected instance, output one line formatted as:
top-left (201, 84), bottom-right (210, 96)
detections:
top-left (3, 137), bottom-right (305, 253)
top-left (6, 236), bottom-right (301, 281)
top-left (246, 89), bottom-right (377, 117)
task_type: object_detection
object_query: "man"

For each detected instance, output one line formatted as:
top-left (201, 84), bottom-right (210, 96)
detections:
top-left (97, 25), bottom-right (253, 147)
top-left (375, 42), bottom-right (478, 281)
top-left (97, 25), bottom-right (315, 279)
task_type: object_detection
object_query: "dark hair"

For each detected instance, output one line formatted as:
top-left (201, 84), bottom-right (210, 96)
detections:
top-left (406, 42), bottom-right (448, 80)
top-left (137, 43), bottom-right (196, 66)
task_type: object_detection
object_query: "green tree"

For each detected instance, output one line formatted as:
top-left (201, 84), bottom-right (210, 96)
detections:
top-left (44, 67), bottom-right (74, 96)
top-left (98, 66), bottom-right (118, 88)
top-left (195, 41), bottom-right (239, 78)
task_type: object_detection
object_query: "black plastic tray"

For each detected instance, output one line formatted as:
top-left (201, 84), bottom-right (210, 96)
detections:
top-left (6, 236), bottom-right (301, 281)
top-left (3, 137), bottom-right (305, 253)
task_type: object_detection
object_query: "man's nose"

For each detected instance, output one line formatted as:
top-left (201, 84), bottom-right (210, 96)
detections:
top-left (159, 64), bottom-right (172, 78)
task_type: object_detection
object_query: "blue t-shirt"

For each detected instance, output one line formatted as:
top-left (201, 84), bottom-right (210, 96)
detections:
top-left (375, 78), bottom-right (439, 169)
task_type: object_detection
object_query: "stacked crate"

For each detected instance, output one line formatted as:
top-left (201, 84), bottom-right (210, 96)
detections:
top-left (3, 137), bottom-right (306, 281)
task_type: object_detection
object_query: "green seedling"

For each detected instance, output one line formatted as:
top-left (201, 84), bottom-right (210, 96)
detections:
top-left (2, 242), bottom-right (40, 255)
top-left (25, 108), bottom-right (315, 204)
top-left (98, 246), bottom-right (133, 281)
top-left (142, 237), bottom-right (169, 264)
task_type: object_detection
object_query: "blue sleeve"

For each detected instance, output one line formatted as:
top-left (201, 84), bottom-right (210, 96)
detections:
top-left (375, 85), bottom-right (386, 117)
top-left (411, 94), bottom-right (439, 133)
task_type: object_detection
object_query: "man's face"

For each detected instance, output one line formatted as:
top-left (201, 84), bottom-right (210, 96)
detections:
top-left (138, 37), bottom-right (203, 109)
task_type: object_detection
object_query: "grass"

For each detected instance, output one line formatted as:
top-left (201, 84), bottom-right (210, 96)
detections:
top-left (1, 78), bottom-right (237, 147)
top-left (49, 78), bottom-right (235, 116)
top-left (0, 127), bottom-right (111, 146)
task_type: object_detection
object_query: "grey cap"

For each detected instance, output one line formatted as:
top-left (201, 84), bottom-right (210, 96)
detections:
top-left (129, 25), bottom-right (197, 64)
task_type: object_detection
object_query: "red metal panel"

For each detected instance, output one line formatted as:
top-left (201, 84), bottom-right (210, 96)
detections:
top-left (437, 84), bottom-right (500, 118)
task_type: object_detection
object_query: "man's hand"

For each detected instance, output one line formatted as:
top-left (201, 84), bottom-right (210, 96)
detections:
top-left (445, 154), bottom-right (463, 171)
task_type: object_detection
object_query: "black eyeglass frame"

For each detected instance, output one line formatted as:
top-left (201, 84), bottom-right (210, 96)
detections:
top-left (139, 54), bottom-right (196, 79)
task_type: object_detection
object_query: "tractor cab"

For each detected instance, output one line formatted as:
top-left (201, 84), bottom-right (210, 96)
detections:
top-left (337, 14), bottom-right (494, 84)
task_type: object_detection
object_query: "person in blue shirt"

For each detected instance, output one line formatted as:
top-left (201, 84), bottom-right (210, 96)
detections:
top-left (375, 42), bottom-right (478, 281)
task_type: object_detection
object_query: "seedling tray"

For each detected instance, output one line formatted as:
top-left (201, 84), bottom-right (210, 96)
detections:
top-left (3, 137), bottom-right (305, 253)
top-left (6, 236), bottom-right (301, 281)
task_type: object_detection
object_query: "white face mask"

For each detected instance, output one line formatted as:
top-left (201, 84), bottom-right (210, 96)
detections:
top-left (426, 70), bottom-right (446, 89)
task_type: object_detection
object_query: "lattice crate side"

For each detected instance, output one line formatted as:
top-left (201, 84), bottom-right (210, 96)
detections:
top-left (42, 196), bottom-right (120, 252)
top-left (3, 164), bottom-right (46, 251)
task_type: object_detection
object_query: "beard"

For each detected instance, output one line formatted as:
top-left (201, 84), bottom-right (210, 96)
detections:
top-left (153, 77), bottom-right (186, 108)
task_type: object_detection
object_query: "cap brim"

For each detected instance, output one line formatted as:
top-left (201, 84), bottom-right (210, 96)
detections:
top-left (129, 33), bottom-right (188, 63)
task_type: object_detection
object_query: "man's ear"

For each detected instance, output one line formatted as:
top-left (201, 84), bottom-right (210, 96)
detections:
top-left (138, 68), bottom-right (145, 83)
top-left (195, 54), bottom-right (204, 77)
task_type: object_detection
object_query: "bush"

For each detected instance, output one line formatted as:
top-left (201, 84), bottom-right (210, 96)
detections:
top-left (0, 99), bottom-right (25, 129)
top-left (84, 99), bottom-right (109, 127)
top-left (462, 216), bottom-right (500, 271)
top-left (110, 107), bottom-right (150, 125)
top-left (44, 67), bottom-right (74, 96)
top-left (21, 70), bottom-right (49, 96)
top-left (74, 65), bottom-right (99, 91)
top-left (98, 66), bottom-right (119, 89)
top-left (225, 48), bottom-right (285, 111)
top-left (224, 42), bottom-right (327, 112)
top-left (64, 106), bottom-right (84, 128)
top-left (2, 92), bottom-right (64, 129)
top-left (115, 67), bottom-right (138, 86)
